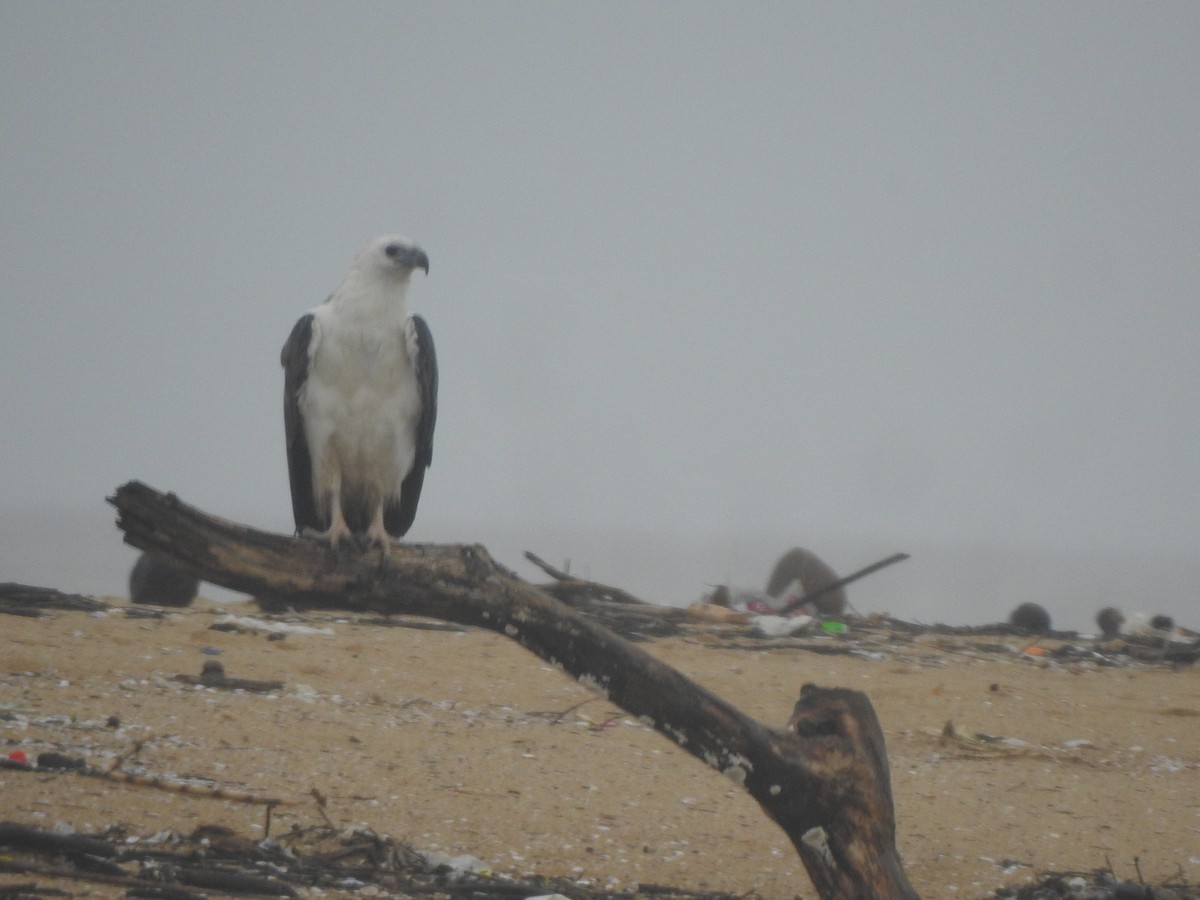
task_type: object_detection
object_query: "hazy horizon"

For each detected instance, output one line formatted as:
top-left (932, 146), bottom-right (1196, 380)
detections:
top-left (3, 498), bottom-right (1195, 635)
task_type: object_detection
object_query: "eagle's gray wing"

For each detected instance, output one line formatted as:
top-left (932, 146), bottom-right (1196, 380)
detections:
top-left (386, 314), bottom-right (438, 537)
top-left (281, 313), bottom-right (322, 534)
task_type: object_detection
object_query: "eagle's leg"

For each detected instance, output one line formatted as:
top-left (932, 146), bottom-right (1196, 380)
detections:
top-left (325, 504), bottom-right (354, 548)
top-left (364, 503), bottom-right (392, 568)
top-left (304, 480), bottom-right (354, 553)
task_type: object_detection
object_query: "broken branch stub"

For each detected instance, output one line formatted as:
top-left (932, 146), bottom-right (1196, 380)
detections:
top-left (108, 481), bottom-right (918, 899)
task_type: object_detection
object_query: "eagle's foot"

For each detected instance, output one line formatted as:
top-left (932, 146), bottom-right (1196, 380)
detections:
top-left (300, 518), bottom-right (355, 545)
top-left (362, 524), bottom-right (392, 571)
top-left (362, 509), bottom-right (393, 570)
top-left (299, 519), bottom-right (357, 567)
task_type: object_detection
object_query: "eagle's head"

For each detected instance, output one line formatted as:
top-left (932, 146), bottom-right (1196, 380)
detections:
top-left (357, 234), bottom-right (430, 280)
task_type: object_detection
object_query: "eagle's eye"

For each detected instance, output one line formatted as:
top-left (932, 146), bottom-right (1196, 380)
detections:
top-left (384, 243), bottom-right (403, 259)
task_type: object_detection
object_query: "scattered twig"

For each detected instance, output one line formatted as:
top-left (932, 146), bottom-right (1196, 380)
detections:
top-left (545, 696), bottom-right (602, 725)
top-left (3, 749), bottom-right (288, 807)
top-left (525, 551), bottom-right (651, 607)
top-left (310, 788), bottom-right (337, 829)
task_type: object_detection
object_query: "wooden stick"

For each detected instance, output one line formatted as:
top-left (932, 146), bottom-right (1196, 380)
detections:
top-left (525, 550), bottom-right (652, 607)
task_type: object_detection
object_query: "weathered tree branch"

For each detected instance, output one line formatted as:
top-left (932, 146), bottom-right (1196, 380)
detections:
top-left (108, 481), bottom-right (918, 899)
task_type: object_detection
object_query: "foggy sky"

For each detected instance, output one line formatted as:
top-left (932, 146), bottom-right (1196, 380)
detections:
top-left (2, 3), bottom-right (1197, 627)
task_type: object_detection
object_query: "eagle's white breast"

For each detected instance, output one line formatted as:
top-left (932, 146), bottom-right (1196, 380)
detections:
top-left (300, 300), bottom-right (421, 518)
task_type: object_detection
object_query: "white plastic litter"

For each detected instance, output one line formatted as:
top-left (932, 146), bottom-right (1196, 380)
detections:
top-left (750, 614), bottom-right (814, 638)
top-left (214, 614), bottom-right (334, 636)
top-left (420, 851), bottom-right (489, 876)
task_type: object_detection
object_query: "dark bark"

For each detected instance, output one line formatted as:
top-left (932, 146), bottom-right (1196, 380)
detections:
top-left (108, 481), bottom-right (919, 899)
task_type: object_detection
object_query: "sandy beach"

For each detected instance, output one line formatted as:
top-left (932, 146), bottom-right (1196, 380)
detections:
top-left (2, 595), bottom-right (1198, 898)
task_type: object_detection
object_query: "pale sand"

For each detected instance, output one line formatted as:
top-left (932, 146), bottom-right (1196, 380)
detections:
top-left (2, 598), bottom-right (1198, 898)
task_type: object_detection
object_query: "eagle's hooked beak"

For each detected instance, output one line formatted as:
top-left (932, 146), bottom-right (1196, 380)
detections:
top-left (407, 247), bottom-right (430, 275)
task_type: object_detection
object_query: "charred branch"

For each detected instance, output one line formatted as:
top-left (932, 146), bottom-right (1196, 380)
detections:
top-left (108, 481), bottom-right (918, 899)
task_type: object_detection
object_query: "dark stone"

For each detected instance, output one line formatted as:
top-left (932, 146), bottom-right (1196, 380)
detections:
top-left (129, 552), bottom-right (199, 607)
top-left (1009, 602), bottom-right (1051, 633)
top-left (1096, 606), bottom-right (1125, 638)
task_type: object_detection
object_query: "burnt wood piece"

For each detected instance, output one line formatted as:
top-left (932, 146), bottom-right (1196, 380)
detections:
top-left (0, 583), bottom-right (109, 616)
top-left (108, 480), bottom-right (919, 899)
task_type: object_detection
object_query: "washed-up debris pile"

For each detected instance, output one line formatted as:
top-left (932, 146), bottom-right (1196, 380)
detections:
top-left (990, 865), bottom-right (1198, 899)
top-left (0, 820), bottom-right (749, 900)
top-left (693, 614), bottom-right (1200, 668)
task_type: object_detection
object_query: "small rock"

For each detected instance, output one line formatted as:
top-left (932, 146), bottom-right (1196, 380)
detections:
top-left (1009, 602), bottom-right (1052, 633)
top-left (129, 552), bottom-right (199, 607)
top-left (1096, 606), bottom-right (1125, 638)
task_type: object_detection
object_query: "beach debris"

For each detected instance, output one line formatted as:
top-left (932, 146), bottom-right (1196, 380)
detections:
top-left (0, 582), bottom-right (109, 617)
top-left (123, 603), bottom-right (168, 619)
top-left (173, 659), bottom-right (285, 694)
top-left (719, 586), bottom-right (796, 615)
top-left (705, 549), bottom-right (908, 620)
top-left (210, 613), bottom-right (335, 636)
top-left (937, 720), bottom-right (1104, 765)
top-left (0, 820), bottom-right (296, 896)
top-left (0, 744), bottom-right (287, 807)
top-left (353, 615), bottom-right (468, 632)
top-left (750, 613), bottom-right (815, 638)
top-left (761, 547), bottom-right (849, 616)
top-left (0, 819), bottom-right (761, 900)
top-left (984, 864), bottom-right (1199, 899)
top-left (420, 849), bottom-right (491, 878)
top-left (1124, 612), bottom-right (1195, 644)
top-left (775, 550), bottom-right (910, 617)
top-left (684, 601), bottom-right (749, 624)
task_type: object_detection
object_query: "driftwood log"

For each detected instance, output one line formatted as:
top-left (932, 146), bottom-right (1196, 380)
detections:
top-left (109, 481), bottom-right (919, 900)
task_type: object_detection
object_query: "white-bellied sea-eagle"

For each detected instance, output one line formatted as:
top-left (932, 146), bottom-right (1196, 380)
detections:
top-left (281, 235), bottom-right (438, 549)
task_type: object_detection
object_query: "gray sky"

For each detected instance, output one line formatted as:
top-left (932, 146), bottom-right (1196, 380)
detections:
top-left (2, 3), bottom-right (1197, 628)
